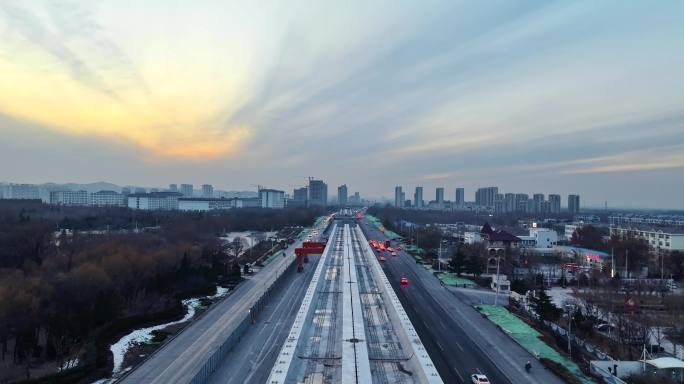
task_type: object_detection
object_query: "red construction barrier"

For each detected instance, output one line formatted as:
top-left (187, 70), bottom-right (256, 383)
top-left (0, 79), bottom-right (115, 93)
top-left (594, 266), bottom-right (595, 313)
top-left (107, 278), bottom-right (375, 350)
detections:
top-left (294, 243), bottom-right (326, 272)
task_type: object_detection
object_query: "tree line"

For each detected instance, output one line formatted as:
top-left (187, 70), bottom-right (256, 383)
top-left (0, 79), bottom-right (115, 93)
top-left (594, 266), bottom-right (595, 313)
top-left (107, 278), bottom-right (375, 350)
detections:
top-left (0, 201), bottom-right (324, 383)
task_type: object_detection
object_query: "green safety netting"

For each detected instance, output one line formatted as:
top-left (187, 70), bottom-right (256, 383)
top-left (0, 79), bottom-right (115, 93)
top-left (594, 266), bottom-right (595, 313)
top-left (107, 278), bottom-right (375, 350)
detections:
top-left (403, 245), bottom-right (425, 254)
top-left (476, 305), bottom-right (594, 384)
top-left (436, 273), bottom-right (476, 287)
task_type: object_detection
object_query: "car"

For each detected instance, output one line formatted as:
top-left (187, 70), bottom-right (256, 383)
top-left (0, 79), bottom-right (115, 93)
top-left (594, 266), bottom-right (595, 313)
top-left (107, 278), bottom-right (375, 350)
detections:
top-left (391, 252), bottom-right (397, 256)
top-left (379, 256), bottom-right (386, 262)
top-left (400, 277), bottom-right (409, 286)
top-left (471, 374), bottom-right (489, 384)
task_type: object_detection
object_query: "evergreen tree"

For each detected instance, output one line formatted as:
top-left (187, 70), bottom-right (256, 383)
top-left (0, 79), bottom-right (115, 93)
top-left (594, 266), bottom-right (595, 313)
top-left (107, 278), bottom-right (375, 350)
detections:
top-left (449, 248), bottom-right (466, 275)
top-left (530, 286), bottom-right (562, 321)
top-left (465, 254), bottom-right (483, 276)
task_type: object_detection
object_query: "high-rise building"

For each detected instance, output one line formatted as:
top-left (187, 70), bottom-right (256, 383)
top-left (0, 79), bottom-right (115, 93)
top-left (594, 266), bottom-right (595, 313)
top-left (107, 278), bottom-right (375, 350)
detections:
top-left (436, 187), bottom-right (444, 207)
top-left (338, 184), bottom-right (348, 206)
top-left (259, 188), bottom-right (285, 209)
top-left (414, 187), bottom-right (423, 208)
top-left (568, 194), bottom-right (580, 215)
top-left (121, 187), bottom-right (131, 196)
top-left (515, 193), bottom-right (529, 212)
top-left (504, 193), bottom-right (516, 213)
top-left (201, 184), bottom-right (214, 198)
top-left (533, 194), bottom-right (545, 213)
top-left (454, 188), bottom-right (465, 206)
top-left (549, 194), bottom-right (561, 214)
top-left (180, 184), bottom-right (193, 197)
top-left (394, 186), bottom-right (403, 208)
top-left (351, 192), bottom-right (361, 205)
top-left (308, 178), bottom-right (327, 206)
top-left (494, 193), bottom-right (505, 213)
top-left (475, 187), bottom-right (498, 207)
top-left (292, 187), bottom-right (308, 206)
top-left (169, 184), bottom-right (178, 192)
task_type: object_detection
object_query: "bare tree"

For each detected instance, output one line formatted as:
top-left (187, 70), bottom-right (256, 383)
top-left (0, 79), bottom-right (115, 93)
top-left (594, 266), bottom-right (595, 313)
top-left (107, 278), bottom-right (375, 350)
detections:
top-left (226, 237), bottom-right (245, 262)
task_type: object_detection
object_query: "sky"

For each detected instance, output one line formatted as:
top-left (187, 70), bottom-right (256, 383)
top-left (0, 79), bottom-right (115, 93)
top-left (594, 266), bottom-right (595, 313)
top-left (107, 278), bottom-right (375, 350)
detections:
top-left (1, 0), bottom-right (683, 209)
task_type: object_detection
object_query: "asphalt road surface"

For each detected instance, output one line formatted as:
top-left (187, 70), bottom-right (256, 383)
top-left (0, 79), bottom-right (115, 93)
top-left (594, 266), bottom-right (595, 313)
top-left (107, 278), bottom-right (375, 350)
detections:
top-left (206, 253), bottom-right (322, 384)
top-left (119, 237), bottom-right (306, 384)
top-left (360, 219), bottom-right (563, 384)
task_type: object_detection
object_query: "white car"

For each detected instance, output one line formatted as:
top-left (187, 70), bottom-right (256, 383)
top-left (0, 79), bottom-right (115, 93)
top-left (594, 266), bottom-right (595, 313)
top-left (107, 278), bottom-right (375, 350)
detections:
top-left (471, 374), bottom-right (490, 384)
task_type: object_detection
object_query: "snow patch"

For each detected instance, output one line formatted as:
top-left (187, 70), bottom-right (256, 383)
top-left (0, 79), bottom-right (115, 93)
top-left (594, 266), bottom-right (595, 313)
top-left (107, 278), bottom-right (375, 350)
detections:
top-left (107, 285), bottom-right (230, 377)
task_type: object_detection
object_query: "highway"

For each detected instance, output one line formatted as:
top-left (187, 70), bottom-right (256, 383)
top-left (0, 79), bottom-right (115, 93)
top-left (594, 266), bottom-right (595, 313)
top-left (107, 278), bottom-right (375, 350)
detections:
top-left (268, 221), bottom-right (442, 384)
top-left (360, 218), bottom-right (564, 384)
top-left (205, 253), bottom-right (323, 384)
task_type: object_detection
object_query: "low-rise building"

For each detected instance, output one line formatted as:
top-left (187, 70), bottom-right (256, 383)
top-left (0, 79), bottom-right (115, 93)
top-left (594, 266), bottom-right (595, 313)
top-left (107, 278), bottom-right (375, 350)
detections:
top-left (128, 192), bottom-right (181, 210)
top-left (91, 190), bottom-right (125, 207)
top-left (50, 190), bottom-right (89, 206)
top-left (9, 184), bottom-right (40, 200)
top-left (610, 225), bottom-right (684, 252)
top-left (178, 197), bottom-right (233, 211)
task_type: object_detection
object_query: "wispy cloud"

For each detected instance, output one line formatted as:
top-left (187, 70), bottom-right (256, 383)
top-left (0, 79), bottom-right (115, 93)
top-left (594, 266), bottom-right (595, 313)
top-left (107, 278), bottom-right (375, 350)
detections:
top-left (0, 1), bottom-right (683, 207)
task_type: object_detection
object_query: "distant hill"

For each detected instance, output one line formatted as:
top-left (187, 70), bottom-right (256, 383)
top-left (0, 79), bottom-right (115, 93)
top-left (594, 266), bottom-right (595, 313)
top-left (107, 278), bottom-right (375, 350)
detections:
top-left (40, 181), bottom-right (122, 193)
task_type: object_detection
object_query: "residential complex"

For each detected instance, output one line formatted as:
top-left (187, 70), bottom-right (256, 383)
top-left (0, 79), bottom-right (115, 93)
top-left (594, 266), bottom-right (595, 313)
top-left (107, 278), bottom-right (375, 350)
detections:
top-left (389, 185), bottom-right (580, 216)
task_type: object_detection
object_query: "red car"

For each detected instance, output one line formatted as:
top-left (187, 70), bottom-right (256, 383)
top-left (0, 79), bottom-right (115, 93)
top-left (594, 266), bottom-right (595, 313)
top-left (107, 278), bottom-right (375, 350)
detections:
top-left (379, 256), bottom-right (386, 262)
top-left (400, 277), bottom-right (409, 286)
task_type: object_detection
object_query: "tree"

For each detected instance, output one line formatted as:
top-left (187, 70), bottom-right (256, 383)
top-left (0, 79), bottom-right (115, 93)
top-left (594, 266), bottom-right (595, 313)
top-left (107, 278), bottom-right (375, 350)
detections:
top-left (530, 286), bottom-right (562, 322)
top-left (465, 254), bottom-right (484, 276)
top-left (609, 235), bottom-right (650, 277)
top-left (511, 279), bottom-right (529, 295)
top-left (667, 251), bottom-right (684, 279)
top-left (449, 248), bottom-right (466, 275)
top-left (570, 225), bottom-right (606, 250)
top-left (226, 237), bottom-right (244, 261)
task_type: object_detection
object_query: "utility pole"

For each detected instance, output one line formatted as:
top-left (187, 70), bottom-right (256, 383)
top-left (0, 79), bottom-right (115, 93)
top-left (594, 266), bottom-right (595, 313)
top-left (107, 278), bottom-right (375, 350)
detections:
top-left (494, 250), bottom-right (501, 305)
top-left (626, 249), bottom-right (629, 279)
top-left (438, 240), bottom-right (442, 272)
top-left (568, 305), bottom-right (574, 355)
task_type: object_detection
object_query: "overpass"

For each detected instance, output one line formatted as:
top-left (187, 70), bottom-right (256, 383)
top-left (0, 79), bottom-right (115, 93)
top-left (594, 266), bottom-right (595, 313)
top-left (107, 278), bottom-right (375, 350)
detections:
top-left (267, 222), bottom-right (442, 384)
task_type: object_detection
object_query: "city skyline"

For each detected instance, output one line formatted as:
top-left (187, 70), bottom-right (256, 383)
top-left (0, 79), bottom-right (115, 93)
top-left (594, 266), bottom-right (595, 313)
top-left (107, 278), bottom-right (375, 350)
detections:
top-left (1, 1), bottom-right (684, 209)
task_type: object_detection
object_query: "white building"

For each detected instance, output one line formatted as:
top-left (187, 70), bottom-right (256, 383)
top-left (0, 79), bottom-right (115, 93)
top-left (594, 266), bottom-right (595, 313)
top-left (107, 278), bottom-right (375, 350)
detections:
top-left (91, 190), bottom-right (125, 207)
top-left (464, 231), bottom-right (482, 244)
top-left (564, 222), bottom-right (586, 240)
top-left (178, 197), bottom-right (232, 211)
top-left (610, 226), bottom-right (684, 252)
top-left (50, 190), bottom-right (89, 206)
top-left (259, 188), bottom-right (285, 209)
top-left (529, 227), bottom-right (558, 248)
top-left (128, 192), bottom-right (181, 210)
top-left (9, 184), bottom-right (40, 200)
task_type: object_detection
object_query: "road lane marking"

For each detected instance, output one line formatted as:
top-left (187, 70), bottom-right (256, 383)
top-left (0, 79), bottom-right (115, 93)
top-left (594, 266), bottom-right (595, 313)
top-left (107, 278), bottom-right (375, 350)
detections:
top-left (453, 367), bottom-right (464, 382)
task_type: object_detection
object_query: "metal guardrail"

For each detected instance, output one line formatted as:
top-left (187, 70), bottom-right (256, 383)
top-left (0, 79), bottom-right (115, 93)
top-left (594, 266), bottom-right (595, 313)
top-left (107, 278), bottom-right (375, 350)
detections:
top-left (189, 259), bottom-right (296, 384)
